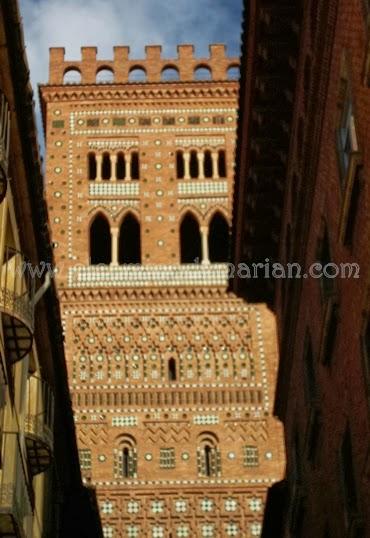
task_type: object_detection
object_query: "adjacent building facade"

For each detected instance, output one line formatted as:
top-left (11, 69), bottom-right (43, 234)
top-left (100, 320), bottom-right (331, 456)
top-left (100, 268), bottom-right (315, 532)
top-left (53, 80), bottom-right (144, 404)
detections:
top-left (0, 1), bottom-right (102, 536)
top-left (40, 45), bottom-right (285, 537)
top-left (232, 1), bottom-right (370, 536)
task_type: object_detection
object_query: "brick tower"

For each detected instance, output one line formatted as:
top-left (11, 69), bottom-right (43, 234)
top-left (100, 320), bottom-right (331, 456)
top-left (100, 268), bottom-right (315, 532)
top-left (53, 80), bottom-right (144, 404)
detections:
top-left (40, 45), bottom-right (284, 538)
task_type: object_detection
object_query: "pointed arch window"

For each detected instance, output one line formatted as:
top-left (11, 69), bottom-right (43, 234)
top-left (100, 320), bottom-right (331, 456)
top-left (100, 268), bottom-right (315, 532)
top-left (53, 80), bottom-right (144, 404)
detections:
top-left (119, 213), bottom-right (141, 264)
top-left (114, 436), bottom-right (137, 478)
top-left (218, 150), bottom-right (227, 178)
top-left (209, 212), bottom-right (229, 262)
top-left (176, 151), bottom-right (184, 179)
top-left (88, 152), bottom-right (97, 180)
top-left (168, 358), bottom-right (177, 382)
top-left (116, 152), bottom-right (125, 180)
top-left (197, 433), bottom-right (221, 477)
top-left (204, 150), bottom-right (213, 178)
top-left (90, 214), bottom-right (111, 265)
top-left (102, 152), bottom-right (111, 180)
top-left (180, 212), bottom-right (201, 263)
top-left (189, 150), bottom-right (198, 179)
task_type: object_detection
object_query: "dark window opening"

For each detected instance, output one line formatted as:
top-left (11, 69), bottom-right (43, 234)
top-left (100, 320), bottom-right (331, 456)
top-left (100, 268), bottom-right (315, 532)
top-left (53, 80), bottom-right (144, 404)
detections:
top-left (122, 447), bottom-right (130, 477)
top-left (344, 166), bottom-right (361, 246)
top-left (119, 214), bottom-right (141, 264)
top-left (116, 152), bottom-right (125, 180)
top-left (176, 151), bottom-right (184, 179)
top-left (209, 213), bottom-right (229, 262)
top-left (168, 358), bottom-right (177, 382)
top-left (218, 150), bottom-right (227, 177)
top-left (204, 150), bottom-right (212, 178)
top-left (131, 152), bottom-right (140, 180)
top-left (204, 445), bottom-right (212, 476)
top-left (180, 213), bottom-right (201, 264)
top-left (90, 214), bottom-right (111, 265)
top-left (190, 150), bottom-right (198, 179)
top-left (102, 152), bottom-right (111, 180)
top-left (88, 152), bottom-right (97, 180)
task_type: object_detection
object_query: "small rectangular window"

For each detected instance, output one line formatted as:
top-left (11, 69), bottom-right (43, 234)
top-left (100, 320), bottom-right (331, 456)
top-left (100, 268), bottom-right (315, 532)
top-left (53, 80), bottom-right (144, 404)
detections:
top-left (159, 448), bottom-right (175, 469)
top-left (188, 116), bottom-right (200, 125)
top-left (139, 117), bottom-right (151, 126)
top-left (113, 117), bottom-right (126, 126)
top-left (87, 118), bottom-right (99, 127)
top-left (52, 120), bottom-right (64, 128)
top-left (79, 449), bottom-right (92, 470)
top-left (163, 116), bottom-right (175, 125)
top-left (244, 446), bottom-right (259, 467)
top-left (213, 115), bottom-right (225, 125)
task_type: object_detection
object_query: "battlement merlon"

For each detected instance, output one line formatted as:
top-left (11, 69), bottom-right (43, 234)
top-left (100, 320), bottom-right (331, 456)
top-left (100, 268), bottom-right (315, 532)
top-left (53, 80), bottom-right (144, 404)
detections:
top-left (47, 44), bottom-right (240, 84)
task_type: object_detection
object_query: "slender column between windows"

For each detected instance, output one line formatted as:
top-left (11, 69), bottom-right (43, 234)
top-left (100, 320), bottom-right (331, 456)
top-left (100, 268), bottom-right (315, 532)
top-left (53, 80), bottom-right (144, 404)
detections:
top-left (200, 226), bottom-right (210, 264)
top-left (96, 154), bottom-right (102, 181)
top-left (197, 151), bottom-right (205, 180)
top-left (211, 152), bottom-right (219, 179)
top-left (126, 153), bottom-right (132, 181)
top-left (111, 227), bottom-right (119, 265)
top-left (183, 151), bottom-right (190, 180)
top-left (110, 155), bottom-right (117, 181)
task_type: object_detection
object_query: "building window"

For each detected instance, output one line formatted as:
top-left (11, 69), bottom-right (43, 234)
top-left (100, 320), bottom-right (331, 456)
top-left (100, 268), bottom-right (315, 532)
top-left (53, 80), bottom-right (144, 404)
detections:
top-left (102, 152), bottom-right (111, 180)
top-left (244, 446), bottom-right (259, 467)
top-left (218, 150), bottom-right (227, 177)
top-left (88, 152), bottom-right (97, 180)
top-left (115, 437), bottom-right (137, 478)
top-left (208, 212), bottom-right (229, 262)
top-left (189, 150), bottom-right (199, 178)
top-left (52, 120), bottom-right (64, 128)
top-left (90, 213), bottom-right (111, 265)
top-left (160, 448), bottom-right (175, 469)
top-left (204, 150), bottom-right (212, 178)
top-left (79, 449), bottom-right (91, 470)
top-left (116, 152), bottom-right (125, 180)
top-left (168, 358), bottom-right (177, 381)
top-left (176, 150), bottom-right (184, 179)
top-left (119, 213), bottom-right (141, 264)
top-left (180, 212), bottom-right (201, 263)
top-left (131, 151), bottom-right (140, 180)
top-left (341, 426), bottom-right (358, 518)
top-left (197, 433), bottom-right (221, 477)
top-left (322, 302), bottom-right (339, 365)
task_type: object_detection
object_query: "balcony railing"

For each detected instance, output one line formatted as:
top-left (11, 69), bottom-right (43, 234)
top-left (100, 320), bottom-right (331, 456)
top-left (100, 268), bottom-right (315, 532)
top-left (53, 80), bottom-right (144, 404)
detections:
top-left (0, 434), bottom-right (33, 538)
top-left (24, 375), bottom-right (54, 475)
top-left (0, 247), bottom-right (35, 363)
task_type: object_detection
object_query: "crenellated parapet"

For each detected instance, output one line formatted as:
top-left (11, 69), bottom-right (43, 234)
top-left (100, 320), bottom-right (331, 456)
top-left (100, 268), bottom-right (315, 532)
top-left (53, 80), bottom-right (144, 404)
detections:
top-left (48, 44), bottom-right (240, 85)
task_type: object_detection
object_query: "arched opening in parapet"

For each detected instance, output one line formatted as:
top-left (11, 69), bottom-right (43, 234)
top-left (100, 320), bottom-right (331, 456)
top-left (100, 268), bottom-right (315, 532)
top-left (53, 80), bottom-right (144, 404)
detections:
top-left (119, 213), bottom-right (141, 264)
top-left (90, 214), bottom-right (111, 265)
top-left (227, 65), bottom-right (240, 80)
top-left (189, 150), bottom-right (198, 179)
top-left (209, 212), bottom-right (229, 263)
top-left (63, 68), bottom-right (82, 84)
top-left (131, 152), bottom-right (140, 180)
top-left (176, 150), bottom-right (184, 179)
top-left (96, 67), bottom-right (114, 83)
top-left (128, 66), bottom-right (147, 82)
top-left (168, 358), bottom-right (177, 382)
top-left (180, 212), bottom-right (201, 264)
top-left (88, 152), bottom-right (97, 180)
top-left (161, 66), bottom-right (180, 81)
top-left (116, 152), bottom-right (125, 180)
top-left (204, 150), bottom-right (213, 178)
top-left (102, 152), bottom-right (111, 180)
top-left (194, 65), bottom-right (212, 81)
top-left (218, 150), bottom-right (227, 178)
